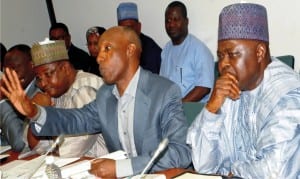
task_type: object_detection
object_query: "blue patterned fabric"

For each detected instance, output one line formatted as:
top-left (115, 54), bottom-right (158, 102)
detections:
top-left (218, 3), bottom-right (269, 42)
top-left (187, 58), bottom-right (300, 178)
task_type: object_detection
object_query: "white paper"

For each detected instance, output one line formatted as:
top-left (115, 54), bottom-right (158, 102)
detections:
top-left (0, 146), bottom-right (11, 154)
top-left (130, 174), bottom-right (166, 179)
top-left (1, 155), bottom-right (79, 179)
top-left (0, 154), bottom-right (9, 160)
top-left (173, 173), bottom-right (222, 179)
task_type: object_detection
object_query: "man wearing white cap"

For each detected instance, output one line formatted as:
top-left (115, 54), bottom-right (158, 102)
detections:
top-left (187, 3), bottom-right (300, 178)
top-left (117, 2), bottom-right (162, 74)
top-left (25, 39), bottom-right (108, 157)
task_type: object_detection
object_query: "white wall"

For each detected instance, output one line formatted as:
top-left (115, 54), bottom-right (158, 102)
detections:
top-left (1, 0), bottom-right (50, 49)
top-left (1, 0), bottom-right (300, 71)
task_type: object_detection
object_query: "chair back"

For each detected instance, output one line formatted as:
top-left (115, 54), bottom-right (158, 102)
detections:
top-left (183, 102), bottom-right (205, 125)
top-left (277, 55), bottom-right (295, 69)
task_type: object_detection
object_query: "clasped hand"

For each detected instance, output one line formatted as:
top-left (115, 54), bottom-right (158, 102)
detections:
top-left (206, 73), bottom-right (241, 113)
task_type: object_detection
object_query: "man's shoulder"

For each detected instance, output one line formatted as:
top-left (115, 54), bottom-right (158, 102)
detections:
top-left (69, 44), bottom-right (90, 58)
top-left (140, 33), bottom-right (161, 50)
top-left (140, 68), bottom-right (178, 89)
top-left (72, 70), bottom-right (104, 90)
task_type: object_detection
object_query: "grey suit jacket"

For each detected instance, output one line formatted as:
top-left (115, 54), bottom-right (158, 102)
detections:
top-left (0, 79), bottom-right (39, 151)
top-left (32, 69), bottom-right (191, 174)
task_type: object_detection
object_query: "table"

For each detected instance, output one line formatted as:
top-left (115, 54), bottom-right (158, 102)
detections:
top-left (1, 150), bottom-right (192, 178)
top-left (1, 150), bottom-right (40, 165)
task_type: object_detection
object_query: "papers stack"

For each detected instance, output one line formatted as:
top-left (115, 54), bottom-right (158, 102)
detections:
top-left (0, 150), bottom-right (128, 179)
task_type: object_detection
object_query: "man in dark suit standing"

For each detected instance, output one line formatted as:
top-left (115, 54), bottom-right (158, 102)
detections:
top-left (1, 26), bottom-right (191, 178)
top-left (117, 2), bottom-right (162, 74)
top-left (49, 22), bottom-right (92, 73)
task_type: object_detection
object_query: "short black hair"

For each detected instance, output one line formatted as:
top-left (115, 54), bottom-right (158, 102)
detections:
top-left (49, 22), bottom-right (69, 35)
top-left (1, 43), bottom-right (7, 70)
top-left (7, 44), bottom-right (32, 61)
top-left (166, 1), bottom-right (187, 18)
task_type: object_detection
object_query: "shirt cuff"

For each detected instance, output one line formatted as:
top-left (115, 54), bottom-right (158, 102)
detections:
top-left (30, 106), bottom-right (47, 133)
top-left (116, 158), bottom-right (133, 178)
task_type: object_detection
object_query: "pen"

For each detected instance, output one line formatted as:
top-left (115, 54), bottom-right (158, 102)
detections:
top-left (180, 67), bottom-right (182, 84)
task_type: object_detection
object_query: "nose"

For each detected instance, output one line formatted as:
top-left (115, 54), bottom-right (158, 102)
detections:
top-left (38, 78), bottom-right (47, 89)
top-left (96, 53), bottom-right (104, 64)
top-left (218, 56), bottom-right (231, 75)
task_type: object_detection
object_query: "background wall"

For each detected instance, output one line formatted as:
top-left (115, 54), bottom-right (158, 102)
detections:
top-left (1, 0), bottom-right (300, 71)
top-left (1, 0), bottom-right (50, 48)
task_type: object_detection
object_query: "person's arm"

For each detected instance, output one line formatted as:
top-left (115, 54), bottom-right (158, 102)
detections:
top-left (182, 86), bottom-right (210, 102)
top-left (27, 92), bottom-right (53, 149)
top-left (1, 68), bottom-right (101, 137)
top-left (0, 102), bottom-right (26, 152)
top-left (187, 107), bottom-right (226, 174)
top-left (187, 72), bottom-right (241, 174)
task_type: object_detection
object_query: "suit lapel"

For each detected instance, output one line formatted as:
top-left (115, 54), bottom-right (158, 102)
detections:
top-left (134, 69), bottom-right (150, 153)
top-left (105, 93), bottom-right (123, 150)
top-left (27, 79), bottom-right (39, 98)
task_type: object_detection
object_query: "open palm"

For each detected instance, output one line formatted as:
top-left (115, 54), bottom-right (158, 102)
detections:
top-left (0, 68), bottom-right (35, 116)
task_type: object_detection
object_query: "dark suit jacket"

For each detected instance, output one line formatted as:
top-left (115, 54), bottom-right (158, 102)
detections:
top-left (0, 80), bottom-right (39, 151)
top-left (68, 44), bottom-right (91, 72)
top-left (140, 33), bottom-right (162, 74)
top-left (32, 68), bottom-right (191, 174)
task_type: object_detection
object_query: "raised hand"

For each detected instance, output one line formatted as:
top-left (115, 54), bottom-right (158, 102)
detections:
top-left (206, 73), bottom-right (241, 113)
top-left (0, 68), bottom-right (37, 117)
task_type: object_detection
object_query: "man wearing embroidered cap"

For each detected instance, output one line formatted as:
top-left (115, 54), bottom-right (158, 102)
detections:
top-left (117, 2), bottom-right (162, 74)
top-left (25, 38), bottom-right (108, 157)
top-left (187, 3), bottom-right (300, 178)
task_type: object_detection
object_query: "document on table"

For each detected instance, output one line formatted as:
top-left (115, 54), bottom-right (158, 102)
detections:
top-left (0, 155), bottom-right (79, 179)
top-left (0, 150), bottom-right (127, 179)
top-left (0, 145), bottom-right (11, 154)
top-left (174, 172), bottom-right (222, 179)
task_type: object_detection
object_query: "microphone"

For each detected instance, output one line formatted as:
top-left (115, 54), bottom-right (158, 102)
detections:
top-left (44, 134), bottom-right (65, 156)
top-left (140, 138), bottom-right (169, 178)
top-left (26, 134), bottom-right (65, 178)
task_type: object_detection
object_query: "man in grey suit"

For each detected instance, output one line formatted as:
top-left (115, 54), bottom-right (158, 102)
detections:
top-left (0, 44), bottom-right (38, 152)
top-left (1, 26), bottom-right (191, 178)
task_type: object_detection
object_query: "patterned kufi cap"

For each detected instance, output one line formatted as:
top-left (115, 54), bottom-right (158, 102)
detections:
top-left (31, 38), bottom-right (69, 67)
top-left (117, 2), bottom-right (139, 22)
top-left (218, 3), bottom-right (269, 42)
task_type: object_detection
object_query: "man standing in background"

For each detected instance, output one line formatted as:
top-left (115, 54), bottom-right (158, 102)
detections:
top-left (160, 1), bottom-right (214, 102)
top-left (49, 22), bottom-right (92, 73)
top-left (117, 2), bottom-right (162, 74)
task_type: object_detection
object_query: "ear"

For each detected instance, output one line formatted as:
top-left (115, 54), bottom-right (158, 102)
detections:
top-left (30, 61), bottom-right (34, 68)
top-left (256, 42), bottom-right (266, 63)
top-left (126, 43), bottom-right (137, 58)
